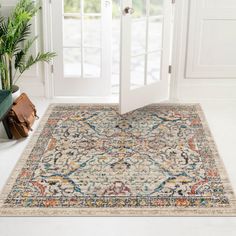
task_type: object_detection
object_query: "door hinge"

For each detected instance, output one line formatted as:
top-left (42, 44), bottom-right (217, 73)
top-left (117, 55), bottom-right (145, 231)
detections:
top-left (171, 0), bottom-right (175, 4)
top-left (51, 64), bottom-right (54, 74)
top-left (168, 65), bottom-right (172, 74)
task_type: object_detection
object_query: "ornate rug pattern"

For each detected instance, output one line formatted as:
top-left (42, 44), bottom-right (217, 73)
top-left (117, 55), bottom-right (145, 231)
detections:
top-left (0, 104), bottom-right (235, 216)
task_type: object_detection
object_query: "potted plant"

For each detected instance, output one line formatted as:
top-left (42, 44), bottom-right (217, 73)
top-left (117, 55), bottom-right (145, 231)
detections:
top-left (0, 0), bottom-right (56, 100)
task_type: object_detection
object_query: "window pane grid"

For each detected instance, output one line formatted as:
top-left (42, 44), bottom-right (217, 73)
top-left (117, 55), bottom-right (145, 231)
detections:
top-left (132, 15), bottom-right (163, 23)
top-left (63, 13), bottom-right (102, 17)
top-left (131, 50), bottom-right (162, 58)
top-left (63, 0), bottom-right (102, 79)
top-left (63, 46), bottom-right (81, 48)
top-left (130, 0), bottom-right (164, 90)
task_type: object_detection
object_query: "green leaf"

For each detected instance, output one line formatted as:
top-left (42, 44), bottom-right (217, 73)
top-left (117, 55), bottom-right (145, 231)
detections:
top-left (19, 52), bottom-right (56, 74)
top-left (15, 36), bottom-right (38, 69)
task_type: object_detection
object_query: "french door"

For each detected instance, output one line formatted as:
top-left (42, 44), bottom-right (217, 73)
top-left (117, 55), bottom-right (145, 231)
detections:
top-left (120, 0), bottom-right (172, 114)
top-left (51, 0), bottom-right (173, 113)
top-left (52, 0), bottom-right (112, 96)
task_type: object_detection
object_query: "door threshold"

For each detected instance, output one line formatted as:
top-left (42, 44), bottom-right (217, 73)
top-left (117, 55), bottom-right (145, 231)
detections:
top-left (51, 96), bottom-right (119, 104)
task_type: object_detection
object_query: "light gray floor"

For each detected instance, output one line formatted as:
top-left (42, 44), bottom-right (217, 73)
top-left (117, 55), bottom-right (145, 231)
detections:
top-left (0, 98), bottom-right (236, 236)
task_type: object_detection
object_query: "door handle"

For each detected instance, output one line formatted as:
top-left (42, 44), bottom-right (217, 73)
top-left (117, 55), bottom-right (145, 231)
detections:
top-left (123, 7), bottom-right (134, 15)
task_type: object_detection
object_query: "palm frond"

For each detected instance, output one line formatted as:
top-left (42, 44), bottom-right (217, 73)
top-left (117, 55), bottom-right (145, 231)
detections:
top-left (13, 23), bottom-right (31, 52)
top-left (3, 0), bottom-right (39, 55)
top-left (14, 0), bottom-right (40, 18)
top-left (0, 20), bottom-right (8, 54)
top-left (14, 36), bottom-right (38, 69)
top-left (19, 52), bottom-right (56, 74)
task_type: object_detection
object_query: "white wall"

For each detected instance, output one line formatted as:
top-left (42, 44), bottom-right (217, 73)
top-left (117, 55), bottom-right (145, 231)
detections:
top-left (0, 0), bottom-right (45, 97)
top-left (171, 0), bottom-right (236, 101)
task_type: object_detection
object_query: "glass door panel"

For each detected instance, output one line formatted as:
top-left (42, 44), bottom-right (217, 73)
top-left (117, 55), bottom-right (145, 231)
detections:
top-left (63, 0), bottom-right (102, 79)
top-left (130, 0), bottom-right (164, 90)
top-left (111, 0), bottom-right (121, 95)
top-left (64, 47), bottom-right (81, 77)
top-left (132, 0), bottom-right (146, 17)
top-left (131, 19), bottom-right (146, 55)
top-left (130, 55), bottom-right (145, 89)
top-left (84, 0), bottom-right (101, 13)
top-left (148, 17), bottom-right (163, 52)
top-left (63, 16), bottom-right (81, 47)
top-left (84, 16), bottom-right (101, 47)
top-left (84, 47), bottom-right (101, 78)
top-left (64, 0), bottom-right (80, 13)
top-left (52, 0), bottom-right (112, 96)
top-left (150, 0), bottom-right (163, 16)
top-left (147, 51), bottom-right (161, 84)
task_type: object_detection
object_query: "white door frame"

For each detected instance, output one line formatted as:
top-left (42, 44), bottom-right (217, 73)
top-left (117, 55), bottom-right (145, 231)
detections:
top-left (42, 0), bottom-right (54, 99)
top-left (169, 0), bottom-right (184, 101)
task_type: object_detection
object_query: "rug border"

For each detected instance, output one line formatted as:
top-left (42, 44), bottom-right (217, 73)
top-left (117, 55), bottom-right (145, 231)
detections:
top-left (0, 103), bottom-right (236, 217)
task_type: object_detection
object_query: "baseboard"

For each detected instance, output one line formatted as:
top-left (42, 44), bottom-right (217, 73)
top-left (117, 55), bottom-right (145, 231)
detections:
top-left (177, 84), bottom-right (236, 101)
top-left (51, 96), bottom-right (119, 103)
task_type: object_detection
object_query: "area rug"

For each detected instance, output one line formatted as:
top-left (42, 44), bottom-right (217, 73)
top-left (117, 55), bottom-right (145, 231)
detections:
top-left (0, 104), bottom-right (235, 216)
